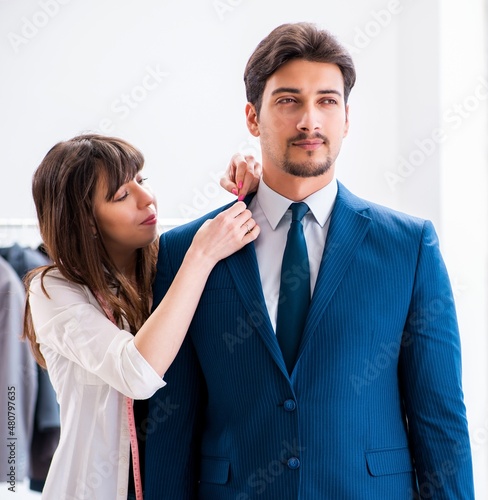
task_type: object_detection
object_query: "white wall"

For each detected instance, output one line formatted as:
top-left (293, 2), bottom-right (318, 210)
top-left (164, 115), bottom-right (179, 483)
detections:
top-left (1, 0), bottom-right (486, 497)
top-left (1, 0), bottom-right (406, 224)
top-left (439, 0), bottom-right (488, 495)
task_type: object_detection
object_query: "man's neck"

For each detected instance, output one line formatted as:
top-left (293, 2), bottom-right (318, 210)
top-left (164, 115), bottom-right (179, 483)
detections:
top-left (262, 169), bottom-right (335, 201)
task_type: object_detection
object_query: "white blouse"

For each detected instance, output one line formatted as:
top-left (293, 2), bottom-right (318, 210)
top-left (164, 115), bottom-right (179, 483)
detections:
top-left (28, 269), bottom-right (166, 499)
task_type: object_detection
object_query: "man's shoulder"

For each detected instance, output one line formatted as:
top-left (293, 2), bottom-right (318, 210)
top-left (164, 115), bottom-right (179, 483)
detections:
top-left (337, 181), bottom-right (428, 231)
top-left (159, 200), bottom-right (237, 245)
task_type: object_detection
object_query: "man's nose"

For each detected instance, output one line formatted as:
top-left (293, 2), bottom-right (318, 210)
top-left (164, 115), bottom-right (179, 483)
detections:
top-left (296, 105), bottom-right (321, 133)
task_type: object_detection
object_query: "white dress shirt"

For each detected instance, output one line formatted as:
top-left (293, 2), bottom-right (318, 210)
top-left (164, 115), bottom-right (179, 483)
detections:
top-left (28, 269), bottom-right (165, 500)
top-left (248, 178), bottom-right (338, 331)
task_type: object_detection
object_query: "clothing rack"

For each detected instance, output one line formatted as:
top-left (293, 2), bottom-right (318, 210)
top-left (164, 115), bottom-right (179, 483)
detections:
top-left (0, 219), bottom-right (41, 248)
top-left (0, 218), bottom-right (189, 249)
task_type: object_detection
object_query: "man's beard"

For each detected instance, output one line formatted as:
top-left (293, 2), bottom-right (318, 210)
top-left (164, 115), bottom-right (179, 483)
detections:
top-left (281, 132), bottom-right (333, 177)
top-left (281, 154), bottom-right (333, 178)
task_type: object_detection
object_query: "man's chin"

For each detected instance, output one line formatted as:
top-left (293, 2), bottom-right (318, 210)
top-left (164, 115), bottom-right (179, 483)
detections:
top-left (282, 160), bottom-right (332, 178)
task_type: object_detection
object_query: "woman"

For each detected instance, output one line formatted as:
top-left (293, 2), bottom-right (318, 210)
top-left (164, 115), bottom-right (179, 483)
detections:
top-left (23, 134), bottom-right (260, 499)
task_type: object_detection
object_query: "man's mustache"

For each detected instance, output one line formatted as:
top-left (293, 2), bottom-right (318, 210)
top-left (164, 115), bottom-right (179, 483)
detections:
top-left (287, 132), bottom-right (330, 146)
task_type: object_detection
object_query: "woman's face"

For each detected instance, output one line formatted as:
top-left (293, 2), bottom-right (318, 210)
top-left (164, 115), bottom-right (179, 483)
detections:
top-left (92, 170), bottom-right (158, 269)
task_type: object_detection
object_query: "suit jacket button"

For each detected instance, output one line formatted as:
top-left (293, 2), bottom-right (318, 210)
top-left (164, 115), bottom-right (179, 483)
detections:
top-left (287, 457), bottom-right (300, 470)
top-left (283, 399), bottom-right (296, 411)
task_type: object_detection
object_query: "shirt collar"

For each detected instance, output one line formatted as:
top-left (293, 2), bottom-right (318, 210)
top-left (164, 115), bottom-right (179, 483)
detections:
top-left (255, 177), bottom-right (338, 229)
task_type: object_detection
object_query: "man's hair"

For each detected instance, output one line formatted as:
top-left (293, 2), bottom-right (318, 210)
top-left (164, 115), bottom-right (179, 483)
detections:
top-left (244, 22), bottom-right (356, 115)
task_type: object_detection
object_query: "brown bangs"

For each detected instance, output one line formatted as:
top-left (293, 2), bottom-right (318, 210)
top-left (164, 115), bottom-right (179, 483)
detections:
top-left (90, 137), bottom-right (145, 201)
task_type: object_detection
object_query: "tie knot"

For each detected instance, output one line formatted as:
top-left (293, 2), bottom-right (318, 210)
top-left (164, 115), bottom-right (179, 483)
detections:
top-left (290, 202), bottom-right (309, 222)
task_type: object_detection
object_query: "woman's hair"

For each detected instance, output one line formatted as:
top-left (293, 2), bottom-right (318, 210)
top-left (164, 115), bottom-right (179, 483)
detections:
top-left (23, 134), bottom-right (158, 367)
top-left (244, 22), bottom-right (356, 116)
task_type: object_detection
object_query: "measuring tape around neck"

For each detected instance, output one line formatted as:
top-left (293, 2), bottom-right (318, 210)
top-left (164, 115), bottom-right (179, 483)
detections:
top-left (126, 396), bottom-right (144, 500)
top-left (95, 292), bottom-right (144, 500)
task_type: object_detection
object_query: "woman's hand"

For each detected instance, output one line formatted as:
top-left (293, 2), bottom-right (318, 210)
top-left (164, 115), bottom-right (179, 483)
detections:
top-left (189, 201), bottom-right (260, 266)
top-left (220, 154), bottom-right (262, 201)
top-left (136, 202), bottom-right (259, 376)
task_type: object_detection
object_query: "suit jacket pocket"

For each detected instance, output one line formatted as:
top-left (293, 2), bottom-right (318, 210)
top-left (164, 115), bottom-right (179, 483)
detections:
top-left (200, 456), bottom-right (230, 485)
top-left (365, 447), bottom-right (414, 476)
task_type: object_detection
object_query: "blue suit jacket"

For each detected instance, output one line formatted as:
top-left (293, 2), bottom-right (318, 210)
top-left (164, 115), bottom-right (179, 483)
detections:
top-left (145, 182), bottom-right (474, 499)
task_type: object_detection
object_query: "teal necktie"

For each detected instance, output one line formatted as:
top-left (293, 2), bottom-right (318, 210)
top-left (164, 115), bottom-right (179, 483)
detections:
top-left (276, 202), bottom-right (310, 373)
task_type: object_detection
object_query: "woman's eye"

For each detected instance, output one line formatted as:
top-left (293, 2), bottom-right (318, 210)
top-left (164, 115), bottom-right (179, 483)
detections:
top-left (114, 191), bottom-right (129, 202)
top-left (138, 177), bottom-right (148, 185)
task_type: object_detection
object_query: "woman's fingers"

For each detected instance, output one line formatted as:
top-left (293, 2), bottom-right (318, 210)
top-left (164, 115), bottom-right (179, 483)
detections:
top-left (220, 154), bottom-right (261, 199)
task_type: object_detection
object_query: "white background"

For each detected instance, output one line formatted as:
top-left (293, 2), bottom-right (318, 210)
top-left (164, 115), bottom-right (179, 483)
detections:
top-left (1, 0), bottom-right (487, 498)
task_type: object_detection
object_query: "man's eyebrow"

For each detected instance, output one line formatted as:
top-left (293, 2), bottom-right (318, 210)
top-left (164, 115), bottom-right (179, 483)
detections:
top-left (271, 87), bottom-right (301, 96)
top-left (271, 87), bottom-right (343, 97)
top-left (317, 89), bottom-right (343, 98)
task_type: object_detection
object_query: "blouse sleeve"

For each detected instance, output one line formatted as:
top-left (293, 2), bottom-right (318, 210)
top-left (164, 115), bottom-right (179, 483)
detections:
top-left (29, 271), bottom-right (166, 399)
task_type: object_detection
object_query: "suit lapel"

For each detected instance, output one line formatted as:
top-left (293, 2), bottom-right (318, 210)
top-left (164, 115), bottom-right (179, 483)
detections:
top-left (225, 240), bottom-right (289, 376)
top-left (223, 187), bottom-right (372, 377)
top-left (296, 183), bottom-right (372, 362)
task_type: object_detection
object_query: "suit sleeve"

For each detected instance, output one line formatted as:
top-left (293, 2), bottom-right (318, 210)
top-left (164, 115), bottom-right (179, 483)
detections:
top-left (145, 232), bottom-right (207, 499)
top-left (398, 220), bottom-right (474, 499)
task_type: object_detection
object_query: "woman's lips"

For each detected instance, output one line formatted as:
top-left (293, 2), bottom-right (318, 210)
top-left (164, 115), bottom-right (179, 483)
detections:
top-left (141, 214), bottom-right (157, 225)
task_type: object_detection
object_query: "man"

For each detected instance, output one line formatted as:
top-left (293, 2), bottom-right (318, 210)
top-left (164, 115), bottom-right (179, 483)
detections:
top-left (145, 22), bottom-right (474, 499)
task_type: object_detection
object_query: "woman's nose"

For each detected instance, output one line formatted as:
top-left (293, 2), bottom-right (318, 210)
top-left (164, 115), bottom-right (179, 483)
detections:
top-left (135, 182), bottom-right (155, 208)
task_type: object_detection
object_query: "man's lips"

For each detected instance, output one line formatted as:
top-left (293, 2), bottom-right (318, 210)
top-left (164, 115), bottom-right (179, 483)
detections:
top-left (141, 214), bottom-right (158, 225)
top-left (291, 139), bottom-right (324, 150)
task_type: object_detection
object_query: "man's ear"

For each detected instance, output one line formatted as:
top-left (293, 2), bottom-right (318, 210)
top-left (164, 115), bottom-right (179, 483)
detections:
top-left (343, 104), bottom-right (350, 138)
top-left (245, 102), bottom-right (260, 137)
